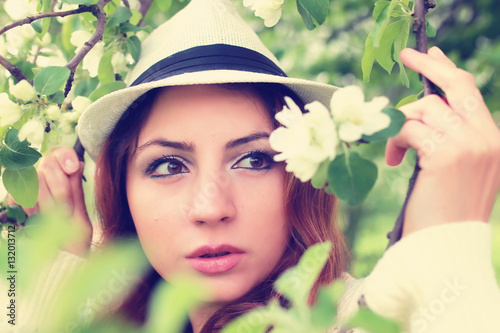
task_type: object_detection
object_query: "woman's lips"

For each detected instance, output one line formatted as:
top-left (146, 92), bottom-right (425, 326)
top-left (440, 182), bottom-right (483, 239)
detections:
top-left (186, 244), bottom-right (245, 274)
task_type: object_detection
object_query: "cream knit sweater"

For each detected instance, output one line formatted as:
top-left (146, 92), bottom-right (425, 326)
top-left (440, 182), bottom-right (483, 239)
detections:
top-left (2, 221), bottom-right (499, 332)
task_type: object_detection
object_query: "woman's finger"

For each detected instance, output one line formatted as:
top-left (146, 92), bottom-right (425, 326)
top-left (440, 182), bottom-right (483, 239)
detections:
top-left (399, 48), bottom-right (488, 124)
top-left (398, 94), bottom-right (464, 135)
top-left (52, 146), bottom-right (81, 176)
top-left (386, 120), bottom-right (434, 166)
top-left (427, 46), bottom-right (457, 69)
top-left (38, 156), bottom-right (74, 211)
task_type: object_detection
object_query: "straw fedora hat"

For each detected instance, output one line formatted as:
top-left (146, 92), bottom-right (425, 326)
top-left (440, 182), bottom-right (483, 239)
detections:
top-left (77, 0), bottom-right (339, 160)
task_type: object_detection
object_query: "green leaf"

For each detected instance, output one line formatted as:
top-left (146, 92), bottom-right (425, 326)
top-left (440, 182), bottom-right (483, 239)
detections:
top-left (3, 167), bottom-right (39, 208)
top-left (107, 6), bottom-right (133, 28)
top-left (98, 49), bottom-right (115, 84)
top-left (156, 0), bottom-right (173, 11)
top-left (0, 128), bottom-right (42, 170)
top-left (296, 0), bottom-right (317, 30)
top-left (37, 0), bottom-right (52, 40)
top-left (393, 18), bottom-right (411, 87)
top-left (31, 21), bottom-right (43, 34)
top-left (362, 108), bottom-right (406, 142)
top-left (327, 152), bottom-right (377, 206)
top-left (396, 92), bottom-right (421, 108)
top-left (61, 0), bottom-right (92, 4)
top-left (126, 35), bottom-right (141, 62)
top-left (147, 277), bottom-right (207, 333)
top-left (48, 240), bottom-right (150, 332)
top-left (221, 305), bottom-right (275, 333)
top-left (74, 77), bottom-right (99, 97)
top-left (311, 281), bottom-right (345, 328)
top-left (372, 0), bottom-right (400, 47)
top-left (298, 0), bottom-right (329, 26)
top-left (48, 91), bottom-right (65, 104)
top-left (372, 1), bottom-right (390, 21)
top-left (344, 308), bottom-right (400, 333)
top-left (33, 66), bottom-right (71, 96)
top-left (362, 32), bottom-right (376, 83)
top-left (426, 20), bottom-right (436, 38)
top-left (275, 242), bottom-right (331, 305)
top-left (88, 81), bottom-right (126, 101)
top-left (119, 22), bottom-right (143, 33)
top-left (311, 159), bottom-right (330, 189)
top-left (6, 205), bottom-right (27, 223)
top-left (374, 19), bottom-right (405, 74)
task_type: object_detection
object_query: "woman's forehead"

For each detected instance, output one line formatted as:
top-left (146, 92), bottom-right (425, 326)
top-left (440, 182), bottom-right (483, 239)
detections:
top-left (137, 85), bottom-right (274, 145)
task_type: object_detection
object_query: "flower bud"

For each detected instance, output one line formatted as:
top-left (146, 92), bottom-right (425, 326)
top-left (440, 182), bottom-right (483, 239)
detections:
top-left (70, 30), bottom-right (93, 49)
top-left (72, 96), bottom-right (92, 113)
top-left (10, 80), bottom-right (36, 102)
top-left (46, 105), bottom-right (61, 121)
top-left (112, 52), bottom-right (128, 73)
top-left (18, 119), bottom-right (45, 146)
top-left (0, 93), bottom-right (22, 127)
top-left (58, 121), bottom-right (74, 135)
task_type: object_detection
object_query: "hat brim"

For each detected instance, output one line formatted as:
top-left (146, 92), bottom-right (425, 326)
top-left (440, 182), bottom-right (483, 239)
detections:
top-left (77, 69), bottom-right (338, 160)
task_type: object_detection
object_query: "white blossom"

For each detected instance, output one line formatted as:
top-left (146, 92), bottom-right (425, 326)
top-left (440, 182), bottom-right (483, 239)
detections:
top-left (58, 121), bottom-right (74, 135)
top-left (0, 93), bottom-right (22, 127)
top-left (270, 97), bottom-right (338, 182)
top-left (70, 30), bottom-right (104, 77)
top-left (243, 0), bottom-right (284, 27)
top-left (10, 80), bottom-right (36, 102)
top-left (330, 85), bottom-right (390, 142)
top-left (18, 119), bottom-right (45, 146)
top-left (5, 0), bottom-right (38, 20)
top-left (70, 30), bottom-right (93, 49)
top-left (72, 96), bottom-right (92, 113)
top-left (5, 25), bottom-right (36, 56)
top-left (111, 52), bottom-right (128, 73)
top-left (46, 105), bottom-right (61, 121)
top-left (82, 43), bottom-right (104, 77)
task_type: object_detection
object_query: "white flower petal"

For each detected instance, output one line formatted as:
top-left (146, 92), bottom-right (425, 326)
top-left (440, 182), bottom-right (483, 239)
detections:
top-left (10, 80), bottom-right (36, 102)
top-left (361, 113), bottom-right (391, 135)
top-left (0, 93), bottom-right (22, 126)
top-left (18, 120), bottom-right (45, 146)
top-left (338, 122), bottom-right (362, 142)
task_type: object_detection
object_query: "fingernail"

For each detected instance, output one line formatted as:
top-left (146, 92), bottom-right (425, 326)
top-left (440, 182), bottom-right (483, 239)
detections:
top-left (65, 158), bottom-right (77, 172)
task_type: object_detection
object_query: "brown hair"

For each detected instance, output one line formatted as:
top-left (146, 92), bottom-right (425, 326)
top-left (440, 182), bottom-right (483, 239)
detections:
top-left (94, 83), bottom-right (347, 331)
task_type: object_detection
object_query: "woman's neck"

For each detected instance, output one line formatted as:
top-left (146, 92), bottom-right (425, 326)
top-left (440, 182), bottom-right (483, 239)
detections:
top-left (189, 303), bottom-right (221, 333)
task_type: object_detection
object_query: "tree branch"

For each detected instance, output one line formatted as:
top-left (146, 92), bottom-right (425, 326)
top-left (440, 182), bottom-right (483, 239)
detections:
top-left (0, 6), bottom-right (93, 36)
top-left (0, 55), bottom-right (27, 82)
top-left (138, 0), bottom-right (154, 26)
top-left (0, 6), bottom-right (94, 83)
top-left (386, 0), bottom-right (437, 248)
top-left (64, 0), bottom-right (112, 96)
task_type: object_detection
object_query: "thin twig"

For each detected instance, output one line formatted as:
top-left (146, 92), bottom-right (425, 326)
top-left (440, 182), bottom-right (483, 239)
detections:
top-left (0, 55), bottom-right (27, 82)
top-left (64, 0), bottom-right (112, 96)
top-left (0, 6), bottom-right (94, 83)
top-left (0, 6), bottom-right (93, 36)
top-left (138, 0), bottom-right (154, 26)
top-left (386, 0), bottom-right (438, 248)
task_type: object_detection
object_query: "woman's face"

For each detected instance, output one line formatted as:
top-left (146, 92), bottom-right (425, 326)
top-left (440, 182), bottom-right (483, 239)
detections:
top-left (126, 85), bottom-right (289, 303)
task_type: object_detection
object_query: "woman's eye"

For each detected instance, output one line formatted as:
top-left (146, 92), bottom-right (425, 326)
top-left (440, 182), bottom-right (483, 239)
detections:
top-left (233, 152), bottom-right (274, 170)
top-left (148, 157), bottom-right (189, 177)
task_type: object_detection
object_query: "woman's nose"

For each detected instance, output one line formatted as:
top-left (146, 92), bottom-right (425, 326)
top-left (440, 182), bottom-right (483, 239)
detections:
top-left (187, 172), bottom-right (236, 225)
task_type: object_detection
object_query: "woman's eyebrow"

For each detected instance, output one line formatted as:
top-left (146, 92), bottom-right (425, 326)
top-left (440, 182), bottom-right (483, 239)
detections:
top-left (226, 132), bottom-right (270, 149)
top-left (137, 139), bottom-right (195, 152)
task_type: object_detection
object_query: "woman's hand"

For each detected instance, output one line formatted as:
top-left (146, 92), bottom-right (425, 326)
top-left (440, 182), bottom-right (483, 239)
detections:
top-left (10, 146), bottom-right (92, 255)
top-left (386, 46), bottom-right (500, 237)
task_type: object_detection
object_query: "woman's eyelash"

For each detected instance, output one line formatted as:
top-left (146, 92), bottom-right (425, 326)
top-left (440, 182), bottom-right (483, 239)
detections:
top-left (144, 155), bottom-right (187, 177)
top-left (233, 149), bottom-right (277, 170)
